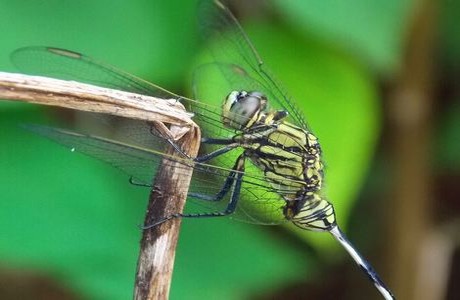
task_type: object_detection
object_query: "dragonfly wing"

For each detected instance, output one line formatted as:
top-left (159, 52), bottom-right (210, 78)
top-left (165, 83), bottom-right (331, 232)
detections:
top-left (11, 46), bottom-right (234, 161)
top-left (24, 124), bottom-right (163, 184)
top-left (197, 0), bottom-right (309, 129)
top-left (11, 46), bottom-right (234, 167)
top-left (9, 1), bottom-right (308, 225)
top-left (191, 153), bottom-right (291, 225)
top-left (11, 46), bottom-right (177, 99)
top-left (25, 124), bottom-right (289, 224)
top-left (235, 163), bottom-right (290, 225)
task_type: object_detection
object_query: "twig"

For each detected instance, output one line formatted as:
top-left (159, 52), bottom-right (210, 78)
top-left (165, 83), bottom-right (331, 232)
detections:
top-left (134, 128), bottom-right (200, 300)
top-left (0, 71), bottom-right (201, 299)
top-left (0, 72), bottom-right (193, 127)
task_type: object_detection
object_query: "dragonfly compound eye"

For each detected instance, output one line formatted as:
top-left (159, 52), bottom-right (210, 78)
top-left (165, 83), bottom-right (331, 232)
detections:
top-left (222, 90), bottom-right (266, 130)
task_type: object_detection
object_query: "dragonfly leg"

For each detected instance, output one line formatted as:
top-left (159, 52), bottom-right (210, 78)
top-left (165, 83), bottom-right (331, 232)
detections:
top-left (149, 121), bottom-right (191, 158)
top-left (201, 137), bottom-right (235, 144)
top-left (129, 141), bottom-right (238, 186)
top-left (142, 154), bottom-right (246, 229)
top-left (150, 122), bottom-right (240, 162)
top-left (188, 162), bottom-right (239, 202)
top-left (194, 142), bottom-right (239, 162)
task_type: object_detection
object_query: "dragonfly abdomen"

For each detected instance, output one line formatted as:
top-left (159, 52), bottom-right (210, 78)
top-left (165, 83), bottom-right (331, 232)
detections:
top-left (287, 193), bottom-right (337, 231)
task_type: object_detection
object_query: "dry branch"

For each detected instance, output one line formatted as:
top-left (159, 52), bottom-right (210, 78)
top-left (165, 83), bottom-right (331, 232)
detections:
top-left (0, 71), bottom-right (201, 300)
top-left (0, 71), bottom-right (193, 128)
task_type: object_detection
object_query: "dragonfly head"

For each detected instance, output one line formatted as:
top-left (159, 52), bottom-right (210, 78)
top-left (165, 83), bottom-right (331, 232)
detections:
top-left (222, 90), bottom-right (267, 130)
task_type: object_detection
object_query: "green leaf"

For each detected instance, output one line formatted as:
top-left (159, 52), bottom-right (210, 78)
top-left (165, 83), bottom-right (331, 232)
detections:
top-left (191, 22), bottom-right (380, 253)
top-left (272, 0), bottom-right (413, 74)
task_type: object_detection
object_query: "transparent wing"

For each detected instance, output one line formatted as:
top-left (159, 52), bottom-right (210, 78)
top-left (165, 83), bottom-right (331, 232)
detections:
top-left (196, 0), bottom-right (309, 129)
top-left (12, 46), bottom-right (174, 98)
top-left (11, 46), bottom-right (240, 163)
top-left (9, 0), bottom-right (314, 224)
top-left (24, 124), bottom-right (165, 185)
top-left (25, 124), bottom-right (291, 224)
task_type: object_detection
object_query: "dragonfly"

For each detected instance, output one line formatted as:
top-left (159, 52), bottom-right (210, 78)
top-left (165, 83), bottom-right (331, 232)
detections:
top-left (11, 0), bottom-right (394, 298)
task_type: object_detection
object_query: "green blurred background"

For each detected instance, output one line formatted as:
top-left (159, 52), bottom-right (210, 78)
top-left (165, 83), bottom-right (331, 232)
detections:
top-left (0, 0), bottom-right (458, 299)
